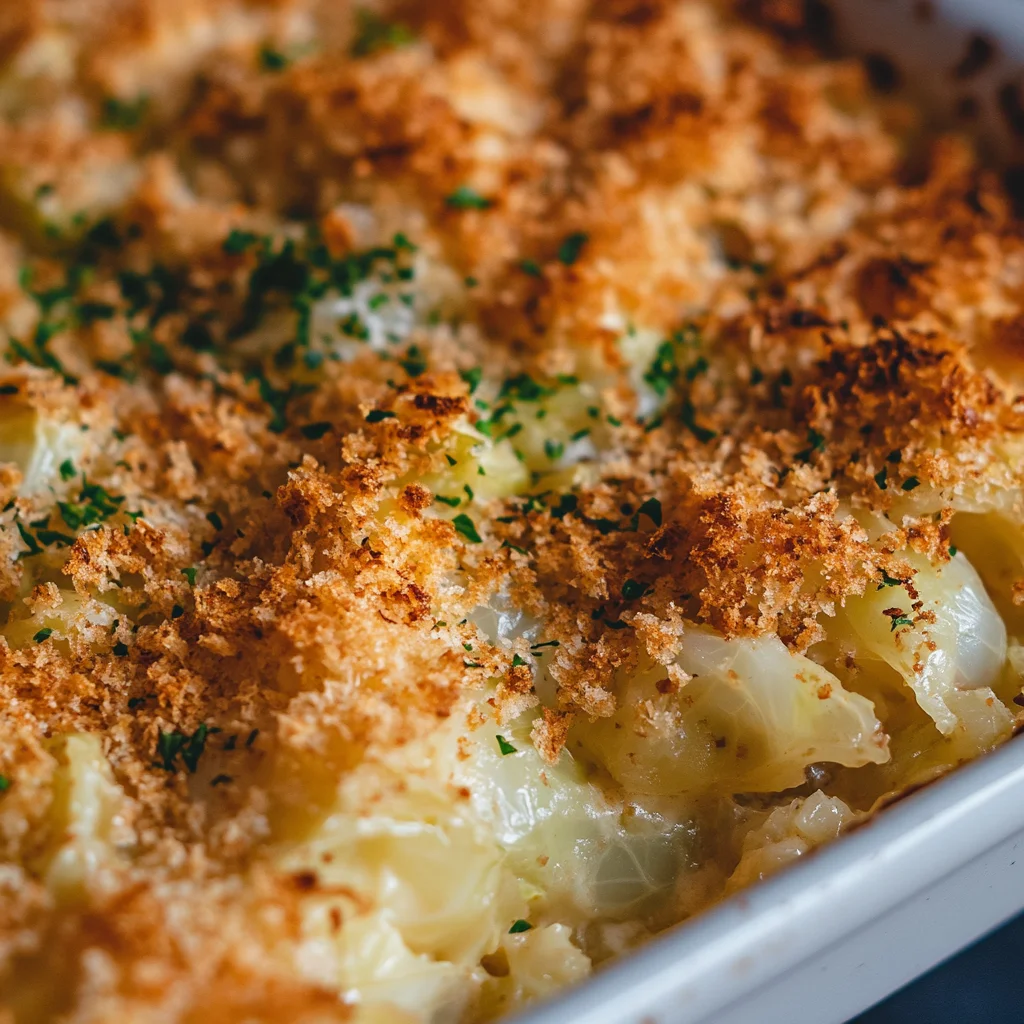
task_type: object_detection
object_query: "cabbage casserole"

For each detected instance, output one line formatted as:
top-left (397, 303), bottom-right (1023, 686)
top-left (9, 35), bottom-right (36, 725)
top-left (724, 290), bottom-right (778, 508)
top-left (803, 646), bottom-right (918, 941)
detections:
top-left (1, 1), bottom-right (1024, 1022)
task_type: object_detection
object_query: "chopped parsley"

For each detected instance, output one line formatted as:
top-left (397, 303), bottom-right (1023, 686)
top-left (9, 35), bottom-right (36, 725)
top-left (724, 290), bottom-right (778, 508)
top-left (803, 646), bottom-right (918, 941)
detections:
top-left (949, 546), bottom-right (958, 558)
top-left (508, 919), bottom-right (532, 933)
top-left (452, 514), bottom-right (481, 543)
top-left (644, 340), bottom-right (678, 396)
top-left (0, 775), bottom-right (9, 792)
top-left (446, 186), bottom-right (492, 211)
top-left (206, 511), bottom-right (224, 531)
top-left (519, 258), bottom-right (542, 277)
top-left (100, 95), bottom-right (149, 131)
top-left (621, 579), bottom-right (649, 601)
top-left (886, 610), bottom-right (915, 632)
top-left (365, 409), bottom-right (396, 423)
top-left (400, 346), bottom-right (427, 377)
top-left (157, 723), bottom-right (211, 773)
top-left (351, 9), bottom-right (415, 57)
top-left (557, 232), bottom-right (589, 266)
top-left (680, 400), bottom-right (716, 443)
top-left (634, 497), bottom-right (663, 528)
top-left (300, 421), bottom-right (332, 440)
top-left (112, 641), bottom-right (129, 657)
top-left (544, 439), bottom-right (564, 461)
top-left (874, 467), bottom-right (888, 490)
top-left (877, 570), bottom-right (905, 589)
top-left (684, 355), bottom-right (710, 382)
top-left (435, 495), bottom-right (461, 507)
top-left (460, 367), bottom-right (483, 393)
top-left (258, 46), bottom-right (291, 71)
top-left (901, 476), bottom-right (921, 491)
top-left (511, 654), bottom-right (528, 667)
top-left (59, 458), bottom-right (76, 482)
top-left (496, 735), bottom-right (518, 755)
top-left (223, 229), bottom-right (260, 255)
top-left (33, 627), bottom-right (53, 643)
top-left (796, 428), bottom-right (826, 462)
top-left (171, 604), bottom-right (185, 619)
top-left (181, 566), bottom-right (198, 588)
top-left (500, 373), bottom-right (555, 402)
top-left (58, 478), bottom-right (125, 530)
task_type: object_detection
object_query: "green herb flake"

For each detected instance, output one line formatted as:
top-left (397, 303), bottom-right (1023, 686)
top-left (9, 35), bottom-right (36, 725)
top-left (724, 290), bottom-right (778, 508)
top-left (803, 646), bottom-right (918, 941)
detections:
top-left (874, 467), bottom-right (888, 490)
top-left (644, 340), bottom-right (678, 397)
top-left (518, 258), bottom-right (542, 277)
top-left (557, 232), bottom-right (589, 266)
top-left (796, 428), bottom-right (826, 462)
top-left (259, 46), bottom-right (290, 71)
top-left (511, 654), bottom-right (527, 667)
top-left (33, 627), bottom-right (53, 643)
top-left (901, 476), bottom-right (921, 491)
top-left (509, 919), bottom-right (532, 933)
top-left (500, 374), bottom-right (555, 402)
top-left (544, 439), bottom-right (564, 461)
top-left (365, 409), bottom-right (397, 423)
top-left (446, 186), bottom-right (492, 211)
top-left (435, 494), bottom-right (461, 507)
top-left (452, 513), bottom-right (482, 543)
top-left (223, 229), bottom-right (260, 254)
top-left (181, 566), bottom-right (198, 588)
top-left (100, 95), bottom-right (149, 131)
top-left (949, 546), bottom-right (958, 558)
top-left (680, 400), bottom-right (716, 443)
top-left (877, 570), bottom-right (905, 590)
top-left (551, 493), bottom-right (578, 519)
top-left (157, 724), bottom-right (210, 773)
top-left (460, 367), bottom-right (483, 393)
top-left (887, 449), bottom-right (903, 464)
top-left (112, 641), bottom-right (129, 657)
top-left (171, 604), bottom-right (184, 619)
top-left (300, 421), bottom-right (332, 440)
top-left (684, 355), bottom-right (710, 382)
top-left (496, 735), bottom-right (518, 756)
top-left (400, 346), bottom-right (427, 377)
top-left (621, 579), bottom-right (648, 601)
top-left (637, 497), bottom-right (663, 528)
top-left (59, 458), bottom-right (76, 481)
top-left (206, 511), bottom-right (224, 532)
top-left (0, 775), bottom-right (9, 792)
top-left (886, 610), bottom-right (915, 632)
top-left (351, 9), bottom-right (416, 56)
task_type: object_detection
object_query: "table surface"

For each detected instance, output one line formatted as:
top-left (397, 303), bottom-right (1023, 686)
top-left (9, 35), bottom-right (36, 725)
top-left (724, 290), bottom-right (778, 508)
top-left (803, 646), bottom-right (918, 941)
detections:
top-left (852, 910), bottom-right (1024, 1024)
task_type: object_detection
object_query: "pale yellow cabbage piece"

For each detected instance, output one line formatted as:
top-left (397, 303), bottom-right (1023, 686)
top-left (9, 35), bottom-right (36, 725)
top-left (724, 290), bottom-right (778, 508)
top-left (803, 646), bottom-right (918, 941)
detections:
top-left (578, 629), bottom-right (888, 797)
top-left (36, 733), bottom-right (130, 902)
top-left (276, 785), bottom-right (516, 968)
top-left (479, 924), bottom-right (591, 1018)
top-left (297, 912), bottom-right (477, 1024)
top-left (0, 394), bottom-right (84, 496)
top-left (840, 549), bottom-right (1011, 742)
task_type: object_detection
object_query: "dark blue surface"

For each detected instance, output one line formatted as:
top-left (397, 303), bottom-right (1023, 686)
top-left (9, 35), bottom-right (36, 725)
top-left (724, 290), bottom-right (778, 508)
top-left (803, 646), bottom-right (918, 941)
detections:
top-left (850, 911), bottom-right (1024, 1023)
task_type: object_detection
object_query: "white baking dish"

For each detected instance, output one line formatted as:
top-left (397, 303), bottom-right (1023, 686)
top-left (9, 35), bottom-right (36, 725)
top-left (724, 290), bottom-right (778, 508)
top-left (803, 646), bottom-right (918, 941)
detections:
top-left (518, 736), bottom-right (1024, 1024)
top-left (515, 3), bottom-right (1024, 1021)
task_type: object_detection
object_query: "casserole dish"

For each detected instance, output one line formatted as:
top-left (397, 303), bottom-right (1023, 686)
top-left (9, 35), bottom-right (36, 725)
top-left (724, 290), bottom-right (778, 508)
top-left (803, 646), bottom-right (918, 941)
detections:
top-left (1, 2), bottom-right (1023, 1021)
top-left (518, 2), bottom-right (1024, 1020)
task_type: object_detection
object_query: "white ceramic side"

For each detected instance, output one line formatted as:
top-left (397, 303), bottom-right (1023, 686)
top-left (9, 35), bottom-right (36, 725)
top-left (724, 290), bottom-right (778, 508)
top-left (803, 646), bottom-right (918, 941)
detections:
top-left (515, 736), bottom-right (1024, 1024)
